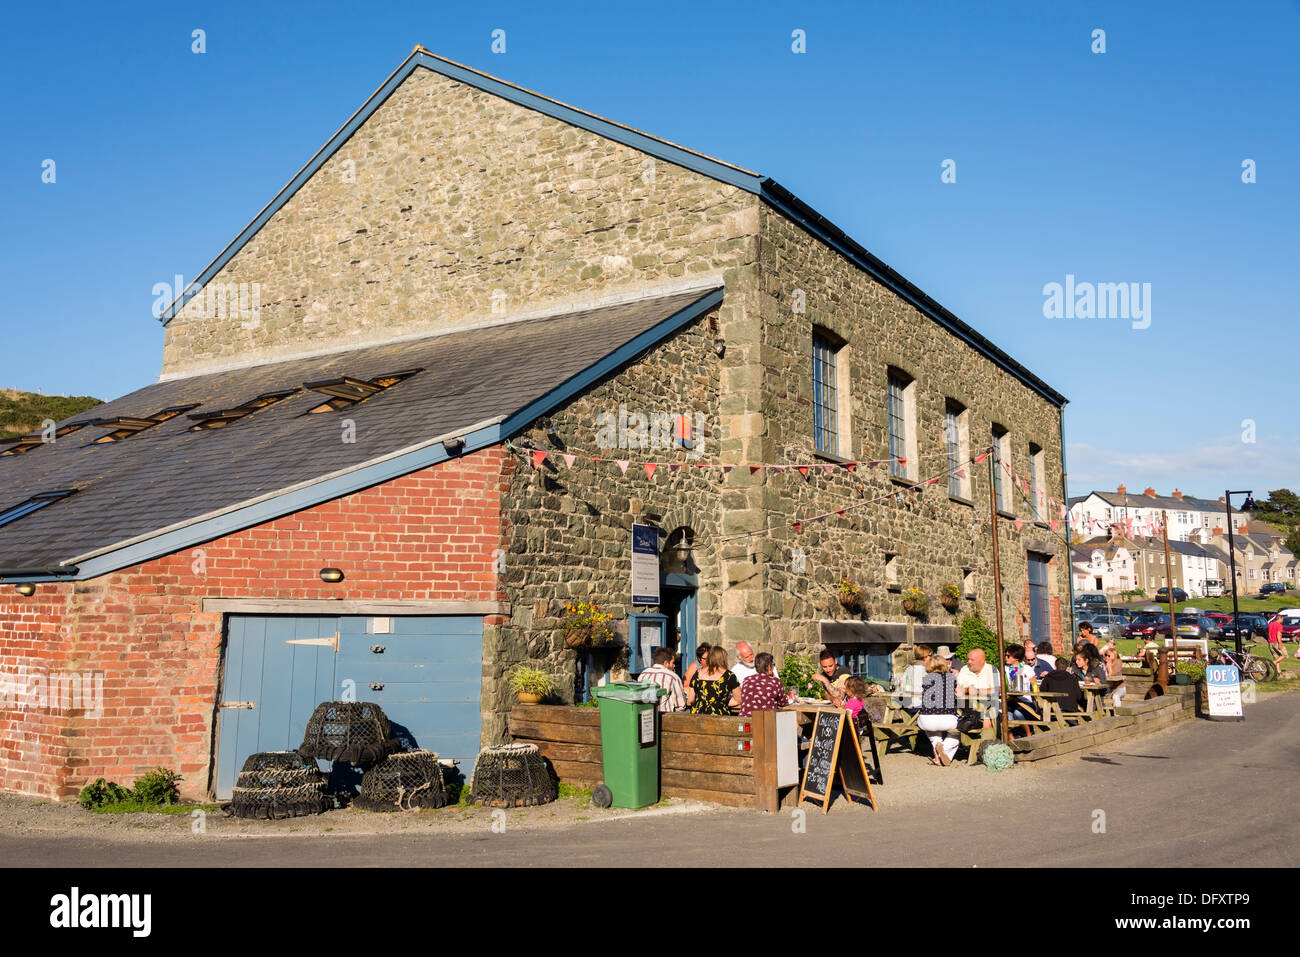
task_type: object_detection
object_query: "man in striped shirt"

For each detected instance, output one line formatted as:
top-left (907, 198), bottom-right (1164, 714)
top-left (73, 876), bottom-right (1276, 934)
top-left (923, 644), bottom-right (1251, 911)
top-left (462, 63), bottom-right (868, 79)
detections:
top-left (638, 647), bottom-right (687, 713)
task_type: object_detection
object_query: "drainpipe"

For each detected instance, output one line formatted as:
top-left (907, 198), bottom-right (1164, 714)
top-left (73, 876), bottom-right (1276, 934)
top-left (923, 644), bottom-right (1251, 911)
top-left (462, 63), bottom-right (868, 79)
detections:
top-left (1060, 404), bottom-right (1075, 650)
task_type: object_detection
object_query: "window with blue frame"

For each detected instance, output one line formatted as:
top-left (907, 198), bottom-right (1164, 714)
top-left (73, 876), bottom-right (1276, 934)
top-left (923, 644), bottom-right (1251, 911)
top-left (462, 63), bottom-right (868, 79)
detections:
top-left (834, 645), bottom-right (895, 684)
top-left (628, 613), bottom-right (668, 675)
top-left (812, 331), bottom-right (840, 455)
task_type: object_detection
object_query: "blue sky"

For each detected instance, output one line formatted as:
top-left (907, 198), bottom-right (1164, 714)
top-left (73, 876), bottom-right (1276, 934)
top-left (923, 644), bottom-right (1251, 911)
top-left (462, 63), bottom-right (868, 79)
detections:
top-left (2, 1), bottom-right (1296, 501)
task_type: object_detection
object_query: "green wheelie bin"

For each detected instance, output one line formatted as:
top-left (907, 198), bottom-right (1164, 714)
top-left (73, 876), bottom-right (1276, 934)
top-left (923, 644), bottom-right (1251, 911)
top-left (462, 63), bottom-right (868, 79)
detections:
top-left (592, 682), bottom-right (666, 809)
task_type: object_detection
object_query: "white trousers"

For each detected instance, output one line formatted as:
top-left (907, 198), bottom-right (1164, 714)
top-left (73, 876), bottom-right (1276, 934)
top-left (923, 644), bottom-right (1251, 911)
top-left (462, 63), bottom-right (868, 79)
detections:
top-left (918, 713), bottom-right (959, 761)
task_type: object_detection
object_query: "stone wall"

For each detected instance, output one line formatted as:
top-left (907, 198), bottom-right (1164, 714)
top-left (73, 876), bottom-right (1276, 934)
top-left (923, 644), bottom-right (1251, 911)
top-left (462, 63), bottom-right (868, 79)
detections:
top-left (747, 207), bottom-right (1069, 663)
top-left (163, 66), bottom-right (759, 377)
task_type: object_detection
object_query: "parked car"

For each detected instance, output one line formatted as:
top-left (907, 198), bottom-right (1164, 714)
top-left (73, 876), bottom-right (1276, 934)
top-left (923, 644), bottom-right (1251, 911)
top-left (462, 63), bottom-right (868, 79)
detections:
top-left (1083, 613), bottom-right (1128, 637)
top-left (1203, 578), bottom-right (1225, 597)
top-left (1205, 612), bottom-right (1233, 627)
top-left (1281, 617), bottom-right (1300, 642)
top-left (1125, 613), bottom-right (1170, 639)
top-left (1220, 613), bottom-right (1270, 642)
top-left (1154, 587), bottom-right (1188, 603)
top-left (1074, 593), bottom-right (1109, 608)
top-left (1259, 583), bottom-right (1286, 597)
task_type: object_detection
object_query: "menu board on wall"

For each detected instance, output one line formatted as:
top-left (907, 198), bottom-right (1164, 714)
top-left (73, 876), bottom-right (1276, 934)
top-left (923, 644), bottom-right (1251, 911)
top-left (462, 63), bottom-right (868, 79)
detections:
top-left (631, 524), bottom-right (660, 605)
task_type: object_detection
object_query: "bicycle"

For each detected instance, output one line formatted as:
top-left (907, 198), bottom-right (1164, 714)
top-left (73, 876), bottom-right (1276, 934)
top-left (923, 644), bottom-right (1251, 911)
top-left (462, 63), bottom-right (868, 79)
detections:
top-left (1208, 643), bottom-right (1277, 682)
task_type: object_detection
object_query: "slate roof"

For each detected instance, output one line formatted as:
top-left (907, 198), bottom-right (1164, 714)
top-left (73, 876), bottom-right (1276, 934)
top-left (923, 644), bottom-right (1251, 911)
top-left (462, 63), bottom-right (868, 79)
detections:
top-left (1078, 490), bottom-right (1230, 514)
top-left (0, 287), bottom-right (718, 575)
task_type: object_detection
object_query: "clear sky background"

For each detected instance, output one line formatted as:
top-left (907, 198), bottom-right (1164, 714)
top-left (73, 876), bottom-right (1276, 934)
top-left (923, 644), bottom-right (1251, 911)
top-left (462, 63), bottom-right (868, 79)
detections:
top-left (2, 1), bottom-right (1296, 501)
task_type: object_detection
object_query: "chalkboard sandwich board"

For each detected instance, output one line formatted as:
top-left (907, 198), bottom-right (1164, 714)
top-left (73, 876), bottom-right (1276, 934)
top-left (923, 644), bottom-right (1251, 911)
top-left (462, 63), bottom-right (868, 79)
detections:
top-left (797, 709), bottom-right (878, 813)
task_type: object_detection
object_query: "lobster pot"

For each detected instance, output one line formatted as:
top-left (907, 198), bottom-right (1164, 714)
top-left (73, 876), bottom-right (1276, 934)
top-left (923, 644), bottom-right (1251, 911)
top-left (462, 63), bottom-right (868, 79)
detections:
top-left (468, 743), bottom-right (556, 808)
top-left (355, 750), bottom-right (447, 812)
top-left (228, 782), bottom-right (333, 820)
top-left (240, 751), bottom-right (316, 774)
top-left (236, 767), bottom-right (324, 790)
top-left (298, 701), bottom-right (399, 765)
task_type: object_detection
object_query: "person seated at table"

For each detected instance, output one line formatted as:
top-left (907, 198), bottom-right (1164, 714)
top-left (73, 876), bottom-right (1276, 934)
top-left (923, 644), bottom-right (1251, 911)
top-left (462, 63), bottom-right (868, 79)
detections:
top-left (685, 645), bottom-right (739, 716)
top-left (956, 648), bottom-right (1000, 731)
top-left (918, 656), bottom-right (960, 766)
top-left (894, 645), bottom-right (932, 713)
top-left (1077, 622), bottom-right (1097, 646)
top-left (1103, 647), bottom-right (1126, 707)
top-left (731, 652), bottom-right (787, 717)
top-left (1034, 641), bottom-right (1057, 673)
top-left (1024, 641), bottom-right (1053, 681)
top-left (1003, 644), bottom-right (1041, 727)
top-left (843, 675), bottom-right (870, 722)
top-left (1068, 649), bottom-right (1108, 686)
top-left (1039, 657), bottom-right (1083, 712)
top-left (639, 646), bottom-right (687, 713)
top-left (812, 648), bottom-right (851, 707)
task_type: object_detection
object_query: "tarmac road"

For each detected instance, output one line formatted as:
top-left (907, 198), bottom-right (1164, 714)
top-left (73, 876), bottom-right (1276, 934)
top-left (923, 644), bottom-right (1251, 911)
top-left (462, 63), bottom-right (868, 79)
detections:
top-left (3, 693), bottom-right (1297, 868)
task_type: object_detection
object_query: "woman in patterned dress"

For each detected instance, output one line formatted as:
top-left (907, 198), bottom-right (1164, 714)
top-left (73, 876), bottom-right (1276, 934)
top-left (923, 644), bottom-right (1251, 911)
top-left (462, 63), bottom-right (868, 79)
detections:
top-left (685, 645), bottom-right (740, 716)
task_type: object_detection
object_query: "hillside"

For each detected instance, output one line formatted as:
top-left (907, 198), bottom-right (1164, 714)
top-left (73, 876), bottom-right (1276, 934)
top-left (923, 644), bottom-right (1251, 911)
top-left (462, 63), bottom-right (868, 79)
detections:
top-left (0, 389), bottom-right (103, 440)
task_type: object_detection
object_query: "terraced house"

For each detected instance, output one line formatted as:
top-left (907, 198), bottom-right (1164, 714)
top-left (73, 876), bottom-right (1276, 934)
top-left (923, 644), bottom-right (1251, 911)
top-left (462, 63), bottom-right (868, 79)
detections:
top-left (0, 48), bottom-right (1068, 802)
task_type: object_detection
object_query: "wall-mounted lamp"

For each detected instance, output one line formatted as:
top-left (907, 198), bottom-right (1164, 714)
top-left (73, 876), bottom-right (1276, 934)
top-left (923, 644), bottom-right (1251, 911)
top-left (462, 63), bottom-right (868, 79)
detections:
top-left (443, 437), bottom-right (465, 455)
top-left (319, 568), bottom-right (345, 583)
top-left (14, 583), bottom-right (36, 596)
top-left (675, 531), bottom-right (693, 564)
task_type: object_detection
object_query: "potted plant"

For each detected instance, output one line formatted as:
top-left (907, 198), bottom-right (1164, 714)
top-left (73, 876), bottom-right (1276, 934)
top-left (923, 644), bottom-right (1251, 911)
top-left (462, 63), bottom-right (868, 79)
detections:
top-left (1175, 660), bottom-right (1206, 686)
top-left (560, 600), bottom-right (615, 650)
top-left (838, 576), bottom-right (864, 612)
top-left (509, 666), bottom-right (555, 704)
top-left (902, 587), bottom-right (928, 616)
top-left (940, 582), bottom-right (961, 611)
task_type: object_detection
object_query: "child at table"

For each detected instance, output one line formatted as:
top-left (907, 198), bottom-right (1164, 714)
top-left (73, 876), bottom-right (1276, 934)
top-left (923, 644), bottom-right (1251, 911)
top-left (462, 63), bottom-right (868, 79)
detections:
top-left (844, 676), bottom-right (868, 722)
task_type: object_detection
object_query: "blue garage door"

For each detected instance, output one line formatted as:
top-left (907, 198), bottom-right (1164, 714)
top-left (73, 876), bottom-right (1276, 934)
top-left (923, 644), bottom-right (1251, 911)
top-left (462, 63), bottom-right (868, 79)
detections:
top-left (215, 614), bottom-right (484, 799)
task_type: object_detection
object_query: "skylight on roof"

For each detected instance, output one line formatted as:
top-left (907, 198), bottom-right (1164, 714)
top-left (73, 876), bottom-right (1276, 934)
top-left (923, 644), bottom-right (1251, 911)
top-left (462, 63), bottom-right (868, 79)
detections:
top-left (303, 369), bottom-right (420, 414)
top-left (0, 490), bottom-right (75, 529)
top-left (187, 389), bottom-right (298, 430)
top-left (0, 422), bottom-right (91, 456)
top-left (89, 405), bottom-right (199, 443)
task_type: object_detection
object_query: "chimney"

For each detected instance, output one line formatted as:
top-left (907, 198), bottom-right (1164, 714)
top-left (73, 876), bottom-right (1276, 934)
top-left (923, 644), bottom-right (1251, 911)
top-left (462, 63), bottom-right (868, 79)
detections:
top-left (1143, 487), bottom-right (1156, 497)
top-left (1117, 484), bottom-right (1127, 495)
top-left (1172, 489), bottom-right (1183, 500)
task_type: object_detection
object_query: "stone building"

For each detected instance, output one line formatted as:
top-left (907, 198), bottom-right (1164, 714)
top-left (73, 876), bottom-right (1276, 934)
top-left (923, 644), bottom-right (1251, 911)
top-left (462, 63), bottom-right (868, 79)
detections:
top-left (0, 48), bottom-right (1068, 801)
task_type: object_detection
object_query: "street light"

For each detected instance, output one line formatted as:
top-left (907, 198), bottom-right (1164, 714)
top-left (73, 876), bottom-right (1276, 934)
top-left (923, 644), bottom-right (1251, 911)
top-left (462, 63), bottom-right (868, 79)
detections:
top-left (1224, 489), bottom-right (1257, 656)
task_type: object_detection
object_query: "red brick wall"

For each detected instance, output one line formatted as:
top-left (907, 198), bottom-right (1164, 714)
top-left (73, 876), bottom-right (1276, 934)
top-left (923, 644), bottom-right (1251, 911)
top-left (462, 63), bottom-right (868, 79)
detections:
top-left (0, 447), bottom-right (510, 801)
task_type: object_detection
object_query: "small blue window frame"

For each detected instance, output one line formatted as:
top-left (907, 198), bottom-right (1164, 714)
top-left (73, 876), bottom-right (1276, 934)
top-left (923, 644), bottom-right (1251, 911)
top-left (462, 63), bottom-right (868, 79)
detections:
top-left (0, 490), bottom-right (75, 529)
top-left (628, 613), bottom-right (669, 675)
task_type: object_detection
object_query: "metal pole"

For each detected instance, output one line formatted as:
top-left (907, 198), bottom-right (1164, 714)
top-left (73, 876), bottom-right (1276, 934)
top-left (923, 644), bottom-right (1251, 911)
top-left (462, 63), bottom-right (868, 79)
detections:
top-left (1162, 510), bottom-right (1179, 676)
top-left (1226, 491), bottom-right (1242, 657)
top-left (989, 453), bottom-right (1009, 746)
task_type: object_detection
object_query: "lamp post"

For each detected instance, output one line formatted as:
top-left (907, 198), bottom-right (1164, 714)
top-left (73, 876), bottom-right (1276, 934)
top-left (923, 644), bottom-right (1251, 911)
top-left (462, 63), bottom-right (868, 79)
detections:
top-left (1224, 490), bottom-right (1257, 656)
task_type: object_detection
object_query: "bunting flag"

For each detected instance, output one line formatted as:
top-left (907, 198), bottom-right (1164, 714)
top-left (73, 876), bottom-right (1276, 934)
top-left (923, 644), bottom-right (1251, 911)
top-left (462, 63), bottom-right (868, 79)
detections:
top-left (562, 453), bottom-right (576, 470)
top-left (797, 466), bottom-right (810, 478)
top-left (616, 460), bottom-right (630, 475)
top-left (955, 469), bottom-right (966, 479)
top-left (846, 462), bottom-right (858, 472)
top-left (974, 452), bottom-right (988, 464)
top-left (1050, 520), bottom-right (1059, 531)
top-left (927, 476), bottom-right (940, 485)
top-left (669, 463), bottom-right (681, 474)
top-left (532, 450), bottom-right (548, 469)
top-left (750, 466), bottom-right (762, 475)
top-left (792, 521), bottom-right (803, 533)
top-left (1014, 519), bottom-right (1024, 530)
top-left (644, 463), bottom-right (657, 480)
top-left (898, 458), bottom-right (908, 468)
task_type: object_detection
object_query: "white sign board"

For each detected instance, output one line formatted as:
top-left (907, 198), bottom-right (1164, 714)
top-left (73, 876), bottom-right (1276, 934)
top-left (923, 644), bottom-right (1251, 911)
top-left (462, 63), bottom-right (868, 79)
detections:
top-left (639, 707), bottom-right (656, 747)
top-left (631, 524), bottom-right (660, 605)
top-left (1206, 663), bottom-right (1244, 720)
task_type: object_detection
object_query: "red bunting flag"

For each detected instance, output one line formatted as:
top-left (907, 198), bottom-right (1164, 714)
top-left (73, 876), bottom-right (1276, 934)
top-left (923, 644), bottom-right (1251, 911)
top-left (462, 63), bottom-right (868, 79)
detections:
top-left (616, 460), bottom-right (630, 475)
top-left (974, 452), bottom-right (988, 464)
top-left (721, 465), bottom-right (733, 475)
top-left (845, 462), bottom-right (858, 472)
top-left (1050, 520), bottom-right (1059, 530)
top-left (898, 458), bottom-right (908, 468)
top-left (645, 463), bottom-right (657, 480)
top-left (797, 466), bottom-right (810, 478)
top-left (955, 469), bottom-right (966, 479)
top-left (1014, 519), bottom-right (1023, 530)
top-left (927, 476), bottom-right (940, 485)
top-left (837, 510), bottom-right (846, 517)
top-left (792, 521), bottom-right (803, 533)
top-left (531, 450), bottom-right (547, 469)
top-left (750, 466), bottom-right (762, 475)
top-left (562, 454), bottom-right (576, 470)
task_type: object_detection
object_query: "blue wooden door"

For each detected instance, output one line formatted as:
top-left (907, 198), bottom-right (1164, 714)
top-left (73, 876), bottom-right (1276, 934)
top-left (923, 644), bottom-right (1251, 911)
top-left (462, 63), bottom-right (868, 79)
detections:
top-left (336, 615), bottom-right (484, 771)
top-left (215, 616), bottom-right (337, 799)
top-left (215, 614), bottom-right (485, 799)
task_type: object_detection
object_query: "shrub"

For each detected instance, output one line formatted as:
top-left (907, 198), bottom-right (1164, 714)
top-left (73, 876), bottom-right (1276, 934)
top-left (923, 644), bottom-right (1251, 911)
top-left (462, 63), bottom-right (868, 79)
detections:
top-left (779, 654), bottom-right (824, 699)
top-left (1176, 660), bottom-right (1207, 684)
top-left (131, 767), bottom-right (182, 807)
top-left (956, 611), bottom-right (1000, 662)
top-left (77, 777), bottom-right (131, 810)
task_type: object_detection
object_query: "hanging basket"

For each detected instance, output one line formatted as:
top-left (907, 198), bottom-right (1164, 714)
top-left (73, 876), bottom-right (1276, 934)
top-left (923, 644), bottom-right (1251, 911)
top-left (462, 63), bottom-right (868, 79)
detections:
top-left (838, 593), bottom-right (863, 612)
top-left (941, 596), bottom-right (960, 612)
top-left (903, 599), bottom-right (920, 614)
top-left (563, 627), bottom-right (591, 650)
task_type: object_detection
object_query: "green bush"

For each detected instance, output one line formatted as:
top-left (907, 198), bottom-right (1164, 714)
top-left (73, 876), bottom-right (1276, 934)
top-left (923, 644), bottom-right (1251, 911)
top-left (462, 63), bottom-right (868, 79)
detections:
top-left (1176, 660), bottom-right (1207, 684)
top-left (131, 767), bottom-right (182, 807)
top-left (956, 611), bottom-right (1000, 662)
top-left (779, 654), bottom-right (824, 699)
top-left (77, 777), bottom-right (131, 810)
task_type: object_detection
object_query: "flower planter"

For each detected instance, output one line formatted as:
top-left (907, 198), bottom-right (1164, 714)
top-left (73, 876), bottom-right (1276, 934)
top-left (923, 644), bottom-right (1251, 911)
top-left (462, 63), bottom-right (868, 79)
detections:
top-left (1173, 673), bottom-right (1191, 685)
top-left (563, 628), bottom-right (591, 651)
top-left (903, 599), bottom-right (923, 615)
top-left (516, 692), bottom-right (543, 704)
top-left (940, 597), bottom-right (959, 612)
top-left (838, 595), bottom-right (863, 613)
